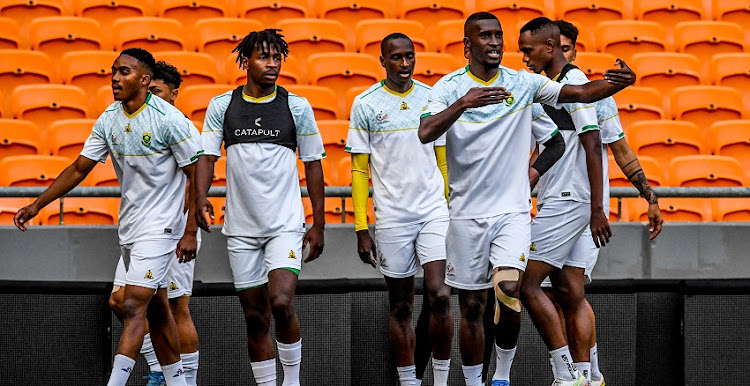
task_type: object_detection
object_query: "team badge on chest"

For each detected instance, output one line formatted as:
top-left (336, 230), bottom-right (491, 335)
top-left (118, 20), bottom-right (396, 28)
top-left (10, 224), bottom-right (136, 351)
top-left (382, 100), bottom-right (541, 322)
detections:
top-left (400, 101), bottom-right (409, 110)
top-left (141, 132), bottom-right (152, 147)
top-left (124, 123), bottom-right (132, 132)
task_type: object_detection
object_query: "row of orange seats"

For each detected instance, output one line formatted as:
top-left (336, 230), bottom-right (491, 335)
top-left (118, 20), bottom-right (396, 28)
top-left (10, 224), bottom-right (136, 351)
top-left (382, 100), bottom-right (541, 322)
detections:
top-left (612, 197), bottom-right (750, 222)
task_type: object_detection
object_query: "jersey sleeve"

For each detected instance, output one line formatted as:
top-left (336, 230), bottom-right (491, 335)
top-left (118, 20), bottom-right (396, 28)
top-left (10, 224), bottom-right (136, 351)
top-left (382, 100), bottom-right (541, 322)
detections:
top-left (421, 78), bottom-right (452, 118)
top-left (80, 116), bottom-right (109, 163)
top-left (558, 70), bottom-right (599, 134)
top-left (345, 97), bottom-right (371, 154)
top-left (164, 112), bottom-right (202, 167)
top-left (200, 94), bottom-right (229, 157)
top-left (290, 96), bottom-right (326, 162)
top-left (531, 104), bottom-right (559, 146)
top-left (434, 132), bottom-right (447, 147)
top-left (529, 72), bottom-right (563, 106)
top-left (597, 97), bottom-right (625, 144)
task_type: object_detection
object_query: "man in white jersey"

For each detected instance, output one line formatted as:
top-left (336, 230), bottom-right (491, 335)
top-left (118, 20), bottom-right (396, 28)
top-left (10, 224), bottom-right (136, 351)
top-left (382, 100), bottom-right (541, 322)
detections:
top-left (346, 33), bottom-right (453, 386)
top-left (14, 48), bottom-right (202, 386)
top-left (194, 29), bottom-right (325, 386)
top-left (109, 60), bottom-right (202, 386)
top-left (418, 12), bottom-right (636, 386)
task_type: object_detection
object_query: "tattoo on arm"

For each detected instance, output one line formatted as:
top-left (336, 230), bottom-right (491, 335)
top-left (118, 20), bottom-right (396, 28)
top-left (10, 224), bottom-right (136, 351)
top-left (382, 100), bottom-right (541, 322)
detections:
top-left (627, 168), bottom-right (658, 204)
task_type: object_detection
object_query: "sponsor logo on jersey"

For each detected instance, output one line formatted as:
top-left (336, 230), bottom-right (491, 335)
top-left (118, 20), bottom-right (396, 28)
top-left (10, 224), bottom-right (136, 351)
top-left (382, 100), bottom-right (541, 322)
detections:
top-left (530, 243), bottom-right (537, 252)
top-left (124, 123), bottom-right (132, 133)
top-left (400, 101), bottom-right (410, 110)
top-left (519, 253), bottom-right (526, 262)
top-left (561, 192), bottom-right (571, 197)
top-left (288, 250), bottom-right (296, 259)
top-left (255, 117), bottom-right (261, 127)
top-left (141, 132), bottom-right (152, 147)
top-left (505, 94), bottom-right (515, 106)
top-left (169, 282), bottom-right (178, 291)
top-left (144, 270), bottom-right (153, 280)
top-left (164, 228), bottom-right (172, 234)
top-left (234, 128), bottom-right (280, 137)
top-left (375, 111), bottom-right (389, 122)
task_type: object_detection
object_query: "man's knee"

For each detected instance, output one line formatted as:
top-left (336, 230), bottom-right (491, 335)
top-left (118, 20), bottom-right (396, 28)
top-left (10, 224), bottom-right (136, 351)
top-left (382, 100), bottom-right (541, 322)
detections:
top-left (121, 293), bottom-right (148, 320)
top-left (427, 286), bottom-right (451, 316)
top-left (554, 282), bottom-right (585, 308)
top-left (270, 294), bottom-right (295, 321)
top-left (461, 297), bottom-right (484, 323)
top-left (390, 299), bottom-right (413, 323)
top-left (169, 299), bottom-right (191, 323)
top-left (109, 291), bottom-right (125, 316)
top-left (243, 306), bottom-right (271, 338)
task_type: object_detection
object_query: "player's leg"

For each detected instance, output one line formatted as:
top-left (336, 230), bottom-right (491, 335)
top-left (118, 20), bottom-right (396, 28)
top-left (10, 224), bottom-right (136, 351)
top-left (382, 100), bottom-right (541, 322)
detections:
top-left (576, 230), bottom-right (604, 385)
top-left (414, 289), bottom-right (432, 383)
top-left (552, 266), bottom-right (592, 380)
top-left (458, 289), bottom-right (488, 386)
top-left (481, 288), bottom-right (496, 383)
top-left (167, 246), bottom-right (200, 386)
top-left (109, 256), bottom-right (128, 322)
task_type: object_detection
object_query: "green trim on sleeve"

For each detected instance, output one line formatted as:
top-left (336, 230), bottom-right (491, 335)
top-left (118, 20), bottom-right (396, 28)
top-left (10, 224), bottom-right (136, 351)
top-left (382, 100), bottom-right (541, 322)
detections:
top-left (420, 112), bottom-right (432, 119)
top-left (581, 125), bottom-right (599, 132)
top-left (190, 150), bottom-right (205, 162)
top-left (345, 146), bottom-right (352, 151)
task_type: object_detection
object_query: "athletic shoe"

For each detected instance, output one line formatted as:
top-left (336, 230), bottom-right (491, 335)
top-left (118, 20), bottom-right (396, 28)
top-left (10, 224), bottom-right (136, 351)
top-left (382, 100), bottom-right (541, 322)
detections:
top-left (491, 380), bottom-right (510, 386)
top-left (590, 376), bottom-right (605, 386)
top-left (551, 374), bottom-right (589, 386)
top-left (144, 371), bottom-right (166, 386)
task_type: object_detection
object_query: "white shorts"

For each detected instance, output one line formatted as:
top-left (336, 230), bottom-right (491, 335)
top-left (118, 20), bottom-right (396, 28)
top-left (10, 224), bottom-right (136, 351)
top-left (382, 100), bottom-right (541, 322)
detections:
top-left (116, 239), bottom-right (180, 290)
top-left (529, 200), bottom-right (590, 270)
top-left (227, 231), bottom-right (304, 290)
top-left (375, 217), bottom-right (448, 278)
top-left (445, 212), bottom-right (531, 290)
top-left (541, 228), bottom-right (600, 288)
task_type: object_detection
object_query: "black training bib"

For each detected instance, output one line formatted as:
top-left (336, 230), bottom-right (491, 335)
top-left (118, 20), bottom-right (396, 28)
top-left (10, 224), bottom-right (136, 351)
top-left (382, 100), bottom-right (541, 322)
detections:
top-left (542, 63), bottom-right (579, 131)
top-left (223, 86), bottom-right (297, 152)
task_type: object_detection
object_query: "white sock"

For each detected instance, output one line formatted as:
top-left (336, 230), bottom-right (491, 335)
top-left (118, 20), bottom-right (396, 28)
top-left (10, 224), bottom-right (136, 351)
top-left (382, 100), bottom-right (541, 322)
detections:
top-left (107, 354), bottom-right (135, 386)
top-left (397, 365), bottom-right (417, 385)
top-left (161, 360), bottom-right (187, 386)
top-left (432, 358), bottom-right (450, 386)
top-left (492, 345), bottom-right (516, 381)
top-left (575, 362), bottom-right (591, 381)
top-left (550, 346), bottom-right (577, 381)
top-left (462, 364), bottom-right (483, 386)
top-left (590, 344), bottom-right (602, 381)
top-left (414, 379), bottom-right (422, 386)
top-left (180, 351), bottom-right (199, 386)
top-left (251, 358), bottom-right (277, 386)
top-left (141, 333), bottom-right (162, 372)
top-left (277, 340), bottom-right (302, 386)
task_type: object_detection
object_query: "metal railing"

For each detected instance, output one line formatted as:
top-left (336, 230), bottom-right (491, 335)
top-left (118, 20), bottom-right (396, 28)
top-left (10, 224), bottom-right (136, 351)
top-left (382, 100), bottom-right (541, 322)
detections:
top-left (2, 186), bottom-right (749, 224)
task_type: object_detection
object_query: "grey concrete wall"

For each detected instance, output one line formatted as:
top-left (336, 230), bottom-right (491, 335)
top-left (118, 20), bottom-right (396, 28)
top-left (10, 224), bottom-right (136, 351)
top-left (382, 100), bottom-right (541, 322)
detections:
top-left (1, 223), bottom-right (749, 281)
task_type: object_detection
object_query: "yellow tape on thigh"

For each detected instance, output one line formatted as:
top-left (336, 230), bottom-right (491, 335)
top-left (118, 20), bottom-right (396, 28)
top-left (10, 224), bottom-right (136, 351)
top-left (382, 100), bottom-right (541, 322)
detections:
top-left (493, 269), bottom-right (521, 324)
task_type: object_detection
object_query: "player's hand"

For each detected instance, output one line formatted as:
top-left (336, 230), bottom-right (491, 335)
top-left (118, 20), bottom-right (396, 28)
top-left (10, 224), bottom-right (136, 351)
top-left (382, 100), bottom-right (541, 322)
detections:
top-left (195, 196), bottom-right (213, 232)
top-left (14, 204), bottom-right (39, 232)
top-left (176, 232), bottom-right (198, 263)
top-left (460, 87), bottom-right (512, 109)
top-left (529, 167), bottom-right (541, 191)
top-left (356, 230), bottom-right (377, 268)
top-left (303, 223), bottom-right (324, 263)
top-left (590, 208), bottom-right (612, 248)
top-left (603, 59), bottom-right (636, 87)
top-left (647, 203), bottom-right (663, 240)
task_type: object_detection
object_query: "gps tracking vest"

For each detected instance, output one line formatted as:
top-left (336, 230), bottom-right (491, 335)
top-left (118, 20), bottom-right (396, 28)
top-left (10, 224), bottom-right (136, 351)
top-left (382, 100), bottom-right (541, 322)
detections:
top-left (542, 63), bottom-right (578, 131)
top-left (222, 86), bottom-right (297, 152)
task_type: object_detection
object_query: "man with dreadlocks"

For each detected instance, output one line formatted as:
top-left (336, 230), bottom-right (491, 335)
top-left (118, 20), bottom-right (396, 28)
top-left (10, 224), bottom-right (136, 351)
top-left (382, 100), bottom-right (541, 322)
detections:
top-left (194, 29), bottom-right (326, 386)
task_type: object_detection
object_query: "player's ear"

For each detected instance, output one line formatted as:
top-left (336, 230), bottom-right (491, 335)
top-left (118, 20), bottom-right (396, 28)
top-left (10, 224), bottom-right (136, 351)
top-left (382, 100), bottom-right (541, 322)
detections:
top-left (240, 56), bottom-right (249, 71)
top-left (379, 55), bottom-right (386, 68)
top-left (142, 73), bottom-right (152, 87)
top-left (171, 88), bottom-right (179, 102)
top-left (546, 38), bottom-right (555, 53)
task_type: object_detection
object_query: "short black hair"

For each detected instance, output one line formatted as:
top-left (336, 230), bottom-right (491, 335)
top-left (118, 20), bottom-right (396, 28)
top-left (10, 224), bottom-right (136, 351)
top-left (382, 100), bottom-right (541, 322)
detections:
top-left (520, 17), bottom-right (560, 45)
top-left (153, 60), bottom-right (182, 89)
top-left (554, 20), bottom-right (579, 45)
top-left (119, 48), bottom-right (156, 76)
top-left (464, 12), bottom-right (499, 36)
top-left (233, 29), bottom-right (289, 68)
top-left (380, 32), bottom-right (413, 56)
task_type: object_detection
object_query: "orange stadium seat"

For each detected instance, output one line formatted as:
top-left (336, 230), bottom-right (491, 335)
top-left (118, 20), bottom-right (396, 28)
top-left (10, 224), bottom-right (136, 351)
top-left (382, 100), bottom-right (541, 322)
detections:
top-left (555, 0), bottom-right (626, 26)
top-left (11, 84), bottom-right (88, 130)
top-left (670, 86), bottom-right (744, 129)
top-left (435, 20), bottom-right (465, 60)
top-left (345, 85), bottom-right (370, 119)
top-left (155, 51), bottom-right (222, 87)
top-left (627, 120), bottom-right (706, 166)
top-left (176, 84), bottom-right (233, 123)
top-left (0, 50), bottom-right (53, 112)
top-left (225, 53), bottom-right (303, 86)
top-left (608, 155), bottom-right (666, 187)
top-left (0, 155), bottom-right (70, 186)
top-left (316, 0), bottom-right (394, 33)
top-left (670, 155), bottom-right (745, 187)
top-left (0, 17), bottom-right (23, 49)
top-left (29, 17), bottom-right (105, 58)
top-left (398, 0), bottom-right (468, 36)
top-left (84, 158), bottom-right (118, 186)
top-left (634, 0), bottom-right (704, 44)
top-left (47, 119), bottom-right (95, 160)
top-left (94, 85), bottom-right (115, 116)
top-left (708, 120), bottom-right (750, 170)
top-left (413, 53), bottom-right (461, 86)
top-left (157, 0), bottom-right (227, 30)
top-left (336, 157), bottom-right (352, 186)
top-left (612, 87), bottom-right (665, 129)
top-left (39, 197), bottom-right (120, 225)
top-left (596, 21), bottom-right (667, 63)
top-left (194, 18), bottom-right (262, 61)
top-left (502, 52), bottom-right (526, 71)
top-left (0, 0), bottom-right (66, 29)
top-left (710, 53), bottom-right (750, 113)
top-left (318, 119), bottom-right (348, 164)
top-left (306, 53), bottom-right (383, 115)
top-left (572, 52), bottom-right (618, 81)
top-left (212, 158), bottom-right (226, 186)
top-left (276, 19), bottom-right (347, 59)
top-left (477, 0), bottom-right (547, 32)
top-left (712, 0), bottom-right (750, 46)
top-left (60, 51), bottom-right (118, 110)
top-left (319, 157), bottom-right (337, 186)
top-left (712, 198), bottom-right (750, 222)
top-left (630, 53), bottom-right (702, 95)
top-left (237, 0), bottom-right (309, 26)
top-left (75, 0), bottom-right (148, 34)
top-left (630, 198), bottom-right (712, 222)
top-left (674, 21), bottom-right (745, 74)
top-left (112, 17), bottom-right (184, 52)
top-left (0, 198), bottom-right (34, 225)
top-left (355, 19), bottom-right (429, 57)
top-left (322, 197), bottom-right (355, 223)
top-left (206, 197), bottom-right (225, 224)
top-left (285, 85), bottom-right (341, 121)
top-left (608, 197), bottom-right (631, 222)
top-left (0, 119), bottom-right (42, 161)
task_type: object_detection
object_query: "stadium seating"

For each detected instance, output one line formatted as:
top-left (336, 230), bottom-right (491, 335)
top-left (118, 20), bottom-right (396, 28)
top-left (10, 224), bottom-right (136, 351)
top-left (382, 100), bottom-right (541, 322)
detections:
top-left (0, 17), bottom-right (23, 49)
top-left (286, 85), bottom-right (341, 120)
top-left (194, 18), bottom-right (263, 61)
top-left (398, 0), bottom-right (468, 36)
top-left (708, 120), bottom-right (750, 171)
top-left (627, 120), bottom-right (706, 166)
top-left (634, 0), bottom-right (704, 44)
top-left (316, 0), bottom-right (394, 33)
top-left (572, 52), bottom-right (618, 80)
top-left (212, 158), bottom-right (226, 186)
top-left (155, 51), bottom-right (223, 87)
top-left (669, 155), bottom-right (745, 187)
top-left (355, 19), bottom-right (429, 56)
top-left (596, 21), bottom-right (667, 62)
top-left (608, 155), bottom-right (667, 187)
top-left (39, 197), bottom-right (120, 225)
top-left (712, 198), bottom-right (750, 222)
top-left (336, 156), bottom-right (352, 186)
top-left (630, 198), bottom-right (712, 222)
top-left (47, 119), bottom-right (96, 160)
top-left (435, 20), bottom-right (466, 60)
top-left (0, 0), bottom-right (67, 30)
top-left (555, 0), bottom-right (626, 26)
top-left (0, 50), bottom-right (54, 112)
top-left (276, 19), bottom-right (348, 59)
top-left (674, 21), bottom-right (745, 74)
top-left (60, 51), bottom-right (118, 110)
top-left (0, 119), bottom-right (42, 161)
top-left (156, 0), bottom-right (228, 29)
top-left (112, 17), bottom-right (185, 52)
top-left (612, 87), bottom-right (666, 129)
top-left (94, 85), bottom-right (114, 116)
top-left (0, 198), bottom-right (34, 225)
top-left (207, 197), bottom-right (225, 224)
top-left (74, 0), bottom-right (147, 34)
top-left (176, 84), bottom-right (234, 123)
top-left (710, 53), bottom-right (750, 113)
top-left (712, 0), bottom-right (750, 46)
top-left (322, 197), bottom-right (356, 223)
top-left (413, 53), bottom-right (462, 86)
top-left (29, 17), bottom-right (105, 58)
top-left (225, 53), bottom-right (303, 86)
top-left (477, 0), bottom-right (547, 32)
top-left (0, 155), bottom-right (70, 186)
top-left (630, 53), bottom-right (702, 95)
top-left (670, 86), bottom-right (744, 129)
top-left (306, 53), bottom-right (383, 115)
top-left (237, 0), bottom-right (310, 26)
top-left (345, 85), bottom-right (370, 119)
top-left (11, 84), bottom-right (89, 130)
top-left (608, 197), bottom-right (631, 222)
top-left (83, 159), bottom-right (118, 186)
top-left (318, 120), bottom-right (348, 165)
top-left (502, 52), bottom-right (526, 71)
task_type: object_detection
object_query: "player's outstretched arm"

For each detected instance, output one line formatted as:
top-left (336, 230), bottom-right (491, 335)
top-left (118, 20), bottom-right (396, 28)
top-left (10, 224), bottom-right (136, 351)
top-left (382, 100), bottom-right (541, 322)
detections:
top-left (14, 155), bottom-right (97, 231)
top-left (557, 59), bottom-right (636, 104)
top-left (351, 153), bottom-right (376, 268)
top-left (580, 131), bottom-right (612, 247)
top-left (194, 155), bottom-right (216, 232)
top-left (609, 138), bottom-right (663, 240)
top-left (303, 160), bottom-right (325, 263)
top-left (177, 163), bottom-right (198, 263)
top-left (418, 87), bottom-right (511, 143)
top-left (529, 132), bottom-right (565, 190)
